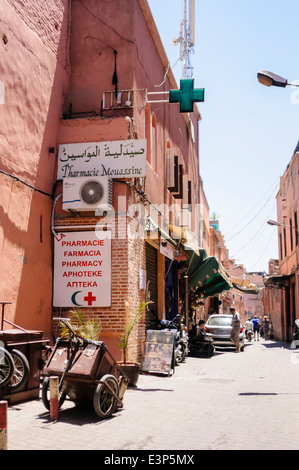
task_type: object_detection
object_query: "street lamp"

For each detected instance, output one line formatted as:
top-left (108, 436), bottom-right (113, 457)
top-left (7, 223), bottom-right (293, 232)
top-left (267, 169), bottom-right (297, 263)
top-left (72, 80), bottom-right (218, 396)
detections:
top-left (267, 219), bottom-right (298, 233)
top-left (267, 219), bottom-right (299, 247)
top-left (257, 70), bottom-right (299, 88)
top-left (267, 219), bottom-right (282, 227)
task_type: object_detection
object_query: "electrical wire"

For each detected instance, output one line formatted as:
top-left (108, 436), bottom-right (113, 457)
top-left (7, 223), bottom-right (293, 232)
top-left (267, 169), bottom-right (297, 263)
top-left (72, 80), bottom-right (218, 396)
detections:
top-left (230, 201), bottom-right (276, 259)
top-left (0, 169), bottom-right (52, 198)
top-left (226, 182), bottom-right (278, 242)
top-left (229, 201), bottom-right (278, 273)
top-left (225, 179), bottom-right (279, 237)
top-left (154, 63), bottom-right (170, 88)
top-left (248, 229), bottom-right (276, 272)
top-left (78, 0), bottom-right (150, 82)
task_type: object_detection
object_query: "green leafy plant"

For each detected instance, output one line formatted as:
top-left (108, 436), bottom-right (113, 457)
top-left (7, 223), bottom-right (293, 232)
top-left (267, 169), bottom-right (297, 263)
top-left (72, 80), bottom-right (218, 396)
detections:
top-left (210, 211), bottom-right (220, 220)
top-left (59, 309), bottom-right (102, 341)
top-left (119, 302), bottom-right (151, 364)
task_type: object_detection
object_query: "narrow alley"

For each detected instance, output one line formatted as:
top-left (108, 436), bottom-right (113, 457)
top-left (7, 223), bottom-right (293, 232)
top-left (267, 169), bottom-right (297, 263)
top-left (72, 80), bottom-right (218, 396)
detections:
top-left (6, 339), bottom-right (299, 451)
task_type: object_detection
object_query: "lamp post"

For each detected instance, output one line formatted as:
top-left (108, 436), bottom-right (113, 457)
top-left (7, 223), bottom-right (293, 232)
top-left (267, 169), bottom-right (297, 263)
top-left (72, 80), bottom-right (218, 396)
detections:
top-left (267, 220), bottom-right (299, 269)
top-left (257, 70), bottom-right (299, 88)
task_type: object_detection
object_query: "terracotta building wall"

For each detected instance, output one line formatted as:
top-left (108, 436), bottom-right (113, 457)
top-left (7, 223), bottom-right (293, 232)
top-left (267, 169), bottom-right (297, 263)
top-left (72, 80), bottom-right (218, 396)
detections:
top-left (276, 152), bottom-right (299, 275)
top-left (275, 150), bottom-right (299, 339)
top-left (263, 285), bottom-right (283, 340)
top-left (1, 0), bottom-right (203, 366)
top-left (0, 0), bottom-right (69, 332)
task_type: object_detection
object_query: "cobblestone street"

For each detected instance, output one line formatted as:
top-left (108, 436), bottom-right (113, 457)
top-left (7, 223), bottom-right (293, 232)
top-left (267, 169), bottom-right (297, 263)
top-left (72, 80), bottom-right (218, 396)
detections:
top-left (4, 339), bottom-right (299, 452)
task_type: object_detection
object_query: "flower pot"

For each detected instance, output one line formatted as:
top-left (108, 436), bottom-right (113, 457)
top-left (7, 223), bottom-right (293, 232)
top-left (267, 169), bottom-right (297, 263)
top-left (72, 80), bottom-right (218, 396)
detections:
top-left (118, 362), bottom-right (140, 387)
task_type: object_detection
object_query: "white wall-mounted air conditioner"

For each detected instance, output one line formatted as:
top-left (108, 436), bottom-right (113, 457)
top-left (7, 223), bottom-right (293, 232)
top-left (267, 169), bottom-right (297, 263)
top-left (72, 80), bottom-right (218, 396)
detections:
top-left (62, 176), bottom-right (112, 212)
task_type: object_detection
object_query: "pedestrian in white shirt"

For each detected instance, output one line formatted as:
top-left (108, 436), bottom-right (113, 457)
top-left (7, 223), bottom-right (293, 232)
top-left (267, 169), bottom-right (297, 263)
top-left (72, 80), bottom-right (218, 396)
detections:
top-left (229, 307), bottom-right (241, 352)
top-left (244, 319), bottom-right (253, 339)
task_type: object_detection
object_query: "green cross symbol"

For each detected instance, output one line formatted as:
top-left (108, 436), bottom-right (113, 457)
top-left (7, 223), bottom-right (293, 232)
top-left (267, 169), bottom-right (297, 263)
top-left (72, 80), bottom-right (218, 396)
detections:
top-left (169, 79), bottom-right (204, 113)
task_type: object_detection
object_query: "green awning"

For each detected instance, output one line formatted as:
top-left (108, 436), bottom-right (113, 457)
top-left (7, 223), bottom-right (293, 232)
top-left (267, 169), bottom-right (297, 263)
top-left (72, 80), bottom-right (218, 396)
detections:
top-left (184, 246), bottom-right (208, 263)
top-left (187, 252), bottom-right (232, 299)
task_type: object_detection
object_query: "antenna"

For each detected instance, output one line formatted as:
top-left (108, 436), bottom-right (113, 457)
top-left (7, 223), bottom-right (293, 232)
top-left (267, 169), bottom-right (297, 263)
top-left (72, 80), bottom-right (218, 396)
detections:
top-left (189, 0), bottom-right (195, 47)
top-left (171, 0), bottom-right (195, 79)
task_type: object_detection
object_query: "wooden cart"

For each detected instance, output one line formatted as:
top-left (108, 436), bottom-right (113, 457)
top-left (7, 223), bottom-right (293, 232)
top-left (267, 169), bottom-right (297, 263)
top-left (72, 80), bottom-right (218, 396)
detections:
top-left (0, 301), bottom-right (48, 403)
top-left (41, 319), bottom-right (129, 419)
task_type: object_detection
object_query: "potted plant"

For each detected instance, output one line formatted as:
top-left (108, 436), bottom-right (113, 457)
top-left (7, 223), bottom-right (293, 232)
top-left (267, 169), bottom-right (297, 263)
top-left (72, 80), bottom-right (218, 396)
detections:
top-left (58, 308), bottom-right (102, 341)
top-left (118, 301), bottom-right (151, 386)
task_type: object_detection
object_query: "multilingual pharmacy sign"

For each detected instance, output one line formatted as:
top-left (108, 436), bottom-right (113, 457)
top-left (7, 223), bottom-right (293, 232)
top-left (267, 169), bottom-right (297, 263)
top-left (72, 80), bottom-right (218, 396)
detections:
top-left (53, 231), bottom-right (111, 307)
top-left (57, 139), bottom-right (147, 179)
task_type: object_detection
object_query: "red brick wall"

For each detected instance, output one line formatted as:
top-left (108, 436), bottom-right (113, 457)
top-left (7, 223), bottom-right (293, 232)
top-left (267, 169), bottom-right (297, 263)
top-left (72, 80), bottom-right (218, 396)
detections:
top-left (53, 213), bottom-right (147, 362)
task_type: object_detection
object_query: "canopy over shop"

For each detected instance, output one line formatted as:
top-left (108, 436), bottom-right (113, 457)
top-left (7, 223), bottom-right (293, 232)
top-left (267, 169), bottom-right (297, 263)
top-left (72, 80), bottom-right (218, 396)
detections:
top-left (186, 249), bottom-right (232, 299)
top-left (231, 276), bottom-right (261, 295)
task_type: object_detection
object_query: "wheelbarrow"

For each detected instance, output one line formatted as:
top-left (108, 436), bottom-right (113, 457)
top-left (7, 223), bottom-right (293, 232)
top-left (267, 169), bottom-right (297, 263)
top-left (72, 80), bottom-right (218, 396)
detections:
top-left (41, 318), bottom-right (129, 419)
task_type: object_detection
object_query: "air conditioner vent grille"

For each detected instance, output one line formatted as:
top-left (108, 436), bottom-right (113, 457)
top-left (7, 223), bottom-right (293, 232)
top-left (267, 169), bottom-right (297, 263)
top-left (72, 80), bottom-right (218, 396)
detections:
top-left (80, 180), bottom-right (104, 205)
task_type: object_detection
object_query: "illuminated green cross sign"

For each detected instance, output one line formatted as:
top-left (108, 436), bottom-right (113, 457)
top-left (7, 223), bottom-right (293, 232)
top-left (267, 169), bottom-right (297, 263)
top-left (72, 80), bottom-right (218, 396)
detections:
top-left (169, 79), bottom-right (205, 113)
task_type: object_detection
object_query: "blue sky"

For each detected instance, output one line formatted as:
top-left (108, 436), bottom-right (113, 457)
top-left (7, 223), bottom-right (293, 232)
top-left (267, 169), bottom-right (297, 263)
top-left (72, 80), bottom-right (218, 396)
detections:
top-left (148, 0), bottom-right (299, 273)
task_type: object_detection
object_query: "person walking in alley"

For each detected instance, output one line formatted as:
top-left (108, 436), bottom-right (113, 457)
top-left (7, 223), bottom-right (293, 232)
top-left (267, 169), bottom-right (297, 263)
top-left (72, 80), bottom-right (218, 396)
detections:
top-left (244, 318), bottom-right (253, 339)
top-left (263, 315), bottom-right (270, 340)
top-left (229, 306), bottom-right (241, 352)
top-left (251, 315), bottom-right (261, 341)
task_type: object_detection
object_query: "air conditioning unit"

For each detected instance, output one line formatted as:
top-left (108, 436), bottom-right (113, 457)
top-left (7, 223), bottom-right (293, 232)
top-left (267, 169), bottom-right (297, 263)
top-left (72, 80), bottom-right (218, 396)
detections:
top-left (62, 177), bottom-right (112, 212)
top-left (166, 151), bottom-right (179, 194)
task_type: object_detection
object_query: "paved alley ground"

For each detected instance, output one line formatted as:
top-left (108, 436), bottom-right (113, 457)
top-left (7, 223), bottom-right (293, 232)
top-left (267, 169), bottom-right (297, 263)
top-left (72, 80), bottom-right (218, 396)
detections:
top-left (5, 339), bottom-right (299, 452)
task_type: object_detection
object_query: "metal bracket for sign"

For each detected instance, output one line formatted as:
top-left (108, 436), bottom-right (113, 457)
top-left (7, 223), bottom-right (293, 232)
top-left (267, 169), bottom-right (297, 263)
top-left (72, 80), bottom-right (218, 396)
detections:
top-left (147, 79), bottom-right (204, 113)
top-left (146, 90), bottom-right (169, 104)
top-left (102, 89), bottom-right (147, 110)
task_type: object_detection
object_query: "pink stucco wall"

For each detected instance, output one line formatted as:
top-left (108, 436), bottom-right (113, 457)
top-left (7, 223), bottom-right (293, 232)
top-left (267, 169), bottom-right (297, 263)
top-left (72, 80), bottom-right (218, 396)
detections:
top-left (0, 0), bottom-right (69, 331)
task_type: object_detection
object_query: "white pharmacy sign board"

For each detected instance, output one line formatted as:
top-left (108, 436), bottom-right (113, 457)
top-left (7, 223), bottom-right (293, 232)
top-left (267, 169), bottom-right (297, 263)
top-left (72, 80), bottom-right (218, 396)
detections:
top-left (53, 231), bottom-right (111, 307)
top-left (57, 139), bottom-right (147, 179)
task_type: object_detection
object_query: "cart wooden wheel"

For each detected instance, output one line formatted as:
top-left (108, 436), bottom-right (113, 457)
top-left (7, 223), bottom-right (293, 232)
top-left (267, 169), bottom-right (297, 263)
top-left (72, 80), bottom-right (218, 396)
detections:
top-left (41, 376), bottom-right (67, 411)
top-left (9, 349), bottom-right (30, 391)
top-left (0, 346), bottom-right (14, 388)
top-left (93, 374), bottom-right (119, 419)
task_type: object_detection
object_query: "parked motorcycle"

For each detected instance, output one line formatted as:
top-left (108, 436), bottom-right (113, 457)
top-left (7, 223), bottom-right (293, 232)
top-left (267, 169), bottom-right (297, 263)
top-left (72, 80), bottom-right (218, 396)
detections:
top-left (246, 329), bottom-right (254, 342)
top-left (292, 319), bottom-right (299, 348)
top-left (188, 324), bottom-right (214, 357)
top-left (159, 314), bottom-right (188, 364)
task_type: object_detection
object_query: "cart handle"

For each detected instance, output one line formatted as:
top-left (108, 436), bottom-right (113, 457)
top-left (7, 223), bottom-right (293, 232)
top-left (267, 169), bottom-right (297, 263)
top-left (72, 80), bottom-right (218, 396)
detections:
top-left (0, 301), bottom-right (13, 330)
top-left (52, 317), bottom-right (89, 343)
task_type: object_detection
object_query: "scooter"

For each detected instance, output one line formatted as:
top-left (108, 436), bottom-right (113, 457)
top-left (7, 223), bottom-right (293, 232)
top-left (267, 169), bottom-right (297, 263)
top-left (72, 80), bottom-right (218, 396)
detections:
top-left (159, 314), bottom-right (188, 364)
top-left (246, 329), bottom-right (254, 342)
